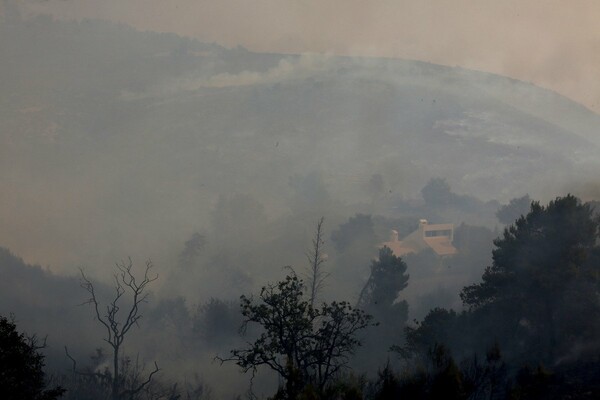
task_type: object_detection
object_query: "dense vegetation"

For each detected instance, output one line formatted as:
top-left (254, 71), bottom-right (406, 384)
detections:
top-left (2, 194), bottom-right (600, 399)
top-left (0, 315), bottom-right (65, 400)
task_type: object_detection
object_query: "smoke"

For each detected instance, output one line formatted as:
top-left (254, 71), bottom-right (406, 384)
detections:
top-left (201, 54), bottom-right (331, 88)
top-left (554, 341), bottom-right (600, 367)
top-left (2, 8), bottom-right (600, 397)
top-left (120, 53), bottom-right (334, 100)
top-left (23, 0), bottom-right (600, 113)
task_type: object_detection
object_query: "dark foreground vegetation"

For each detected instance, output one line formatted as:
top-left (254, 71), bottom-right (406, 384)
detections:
top-left (2, 194), bottom-right (600, 399)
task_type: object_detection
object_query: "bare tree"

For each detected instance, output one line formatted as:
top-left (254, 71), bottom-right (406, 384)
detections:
top-left (80, 258), bottom-right (159, 400)
top-left (305, 217), bottom-right (328, 307)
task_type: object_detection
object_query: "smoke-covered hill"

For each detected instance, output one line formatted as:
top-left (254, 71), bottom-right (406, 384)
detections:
top-left (1, 13), bottom-right (599, 270)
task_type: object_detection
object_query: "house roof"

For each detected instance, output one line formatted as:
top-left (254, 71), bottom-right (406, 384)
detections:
top-left (380, 221), bottom-right (458, 257)
top-left (380, 240), bottom-right (418, 257)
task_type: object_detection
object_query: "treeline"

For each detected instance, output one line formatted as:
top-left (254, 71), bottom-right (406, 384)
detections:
top-left (2, 194), bottom-right (600, 399)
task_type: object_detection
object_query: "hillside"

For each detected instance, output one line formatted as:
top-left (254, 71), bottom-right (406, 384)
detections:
top-left (1, 13), bottom-right (599, 269)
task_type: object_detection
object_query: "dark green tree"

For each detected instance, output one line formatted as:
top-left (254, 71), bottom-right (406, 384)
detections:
top-left (331, 214), bottom-right (376, 253)
top-left (220, 274), bottom-right (373, 398)
top-left (428, 344), bottom-right (465, 400)
top-left (461, 195), bottom-right (600, 362)
top-left (193, 298), bottom-right (241, 347)
top-left (330, 214), bottom-right (379, 299)
top-left (357, 246), bottom-right (409, 367)
top-left (509, 365), bottom-right (554, 400)
top-left (0, 315), bottom-right (65, 400)
top-left (358, 246), bottom-right (409, 309)
top-left (399, 308), bottom-right (461, 360)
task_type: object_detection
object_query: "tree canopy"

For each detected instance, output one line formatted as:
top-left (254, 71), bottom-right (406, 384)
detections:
top-left (462, 195), bottom-right (599, 308)
top-left (221, 274), bottom-right (373, 398)
top-left (356, 246), bottom-right (410, 367)
top-left (461, 195), bottom-right (600, 361)
top-left (495, 195), bottom-right (532, 225)
top-left (358, 246), bottom-right (409, 309)
top-left (0, 315), bottom-right (65, 400)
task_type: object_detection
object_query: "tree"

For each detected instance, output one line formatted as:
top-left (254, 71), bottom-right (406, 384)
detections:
top-left (496, 195), bottom-right (531, 225)
top-left (330, 214), bottom-right (376, 253)
top-left (193, 298), bottom-right (242, 348)
top-left (0, 314), bottom-right (65, 400)
top-left (79, 259), bottom-right (160, 400)
top-left (330, 214), bottom-right (379, 298)
top-left (461, 195), bottom-right (600, 362)
top-left (421, 178), bottom-right (454, 207)
top-left (220, 274), bottom-right (373, 398)
top-left (178, 232), bottom-right (206, 267)
top-left (357, 246), bottom-right (410, 365)
top-left (399, 308), bottom-right (461, 361)
top-left (306, 216), bottom-right (328, 307)
top-left (358, 246), bottom-right (409, 309)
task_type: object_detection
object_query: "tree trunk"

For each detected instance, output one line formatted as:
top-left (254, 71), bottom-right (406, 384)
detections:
top-left (112, 345), bottom-right (120, 400)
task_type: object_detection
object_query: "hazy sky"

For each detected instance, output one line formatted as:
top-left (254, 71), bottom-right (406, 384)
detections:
top-left (24, 0), bottom-right (600, 113)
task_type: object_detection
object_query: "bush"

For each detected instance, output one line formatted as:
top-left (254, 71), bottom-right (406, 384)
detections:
top-left (0, 314), bottom-right (65, 400)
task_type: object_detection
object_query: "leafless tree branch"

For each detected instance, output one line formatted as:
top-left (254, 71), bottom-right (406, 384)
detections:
top-left (79, 258), bottom-right (159, 400)
top-left (306, 217), bottom-right (329, 307)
